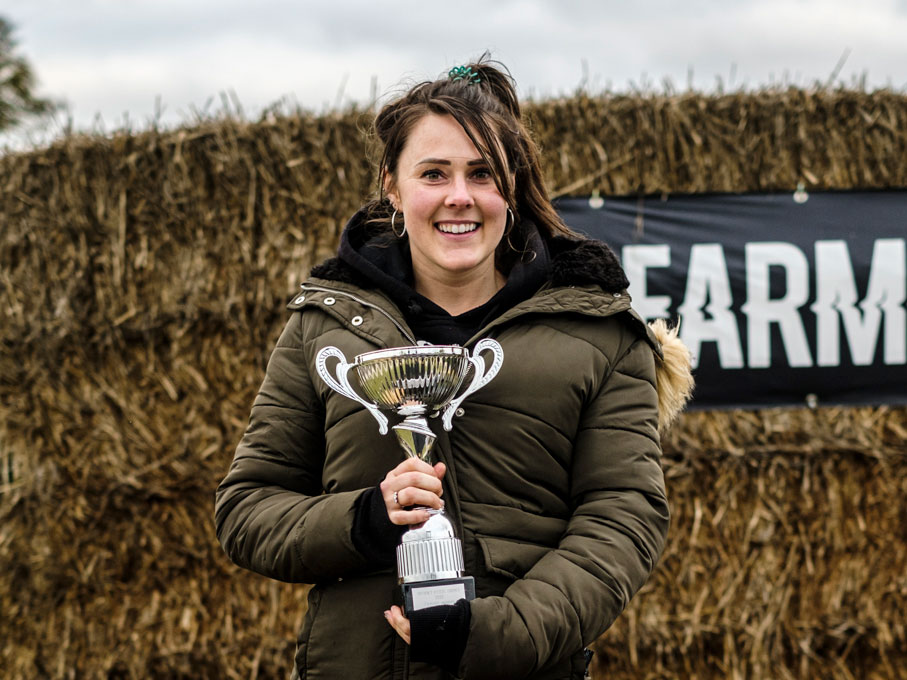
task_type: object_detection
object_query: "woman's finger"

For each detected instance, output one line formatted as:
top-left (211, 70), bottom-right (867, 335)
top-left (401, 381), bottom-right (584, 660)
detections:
top-left (380, 466), bottom-right (443, 501)
top-left (390, 508), bottom-right (431, 526)
top-left (389, 470), bottom-right (444, 497)
top-left (392, 485), bottom-right (445, 510)
top-left (389, 456), bottom-right (437, 477)
top-left (384, 605), bottom-right (411, 645)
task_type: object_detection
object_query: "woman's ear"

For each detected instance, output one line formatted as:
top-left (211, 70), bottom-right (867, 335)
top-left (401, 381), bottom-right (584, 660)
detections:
top-left (383, 170), bottom-right (398, 209)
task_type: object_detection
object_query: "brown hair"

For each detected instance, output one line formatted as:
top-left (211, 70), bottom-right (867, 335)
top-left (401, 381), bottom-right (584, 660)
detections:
top-left (367, 55), bottom-right (578, 244)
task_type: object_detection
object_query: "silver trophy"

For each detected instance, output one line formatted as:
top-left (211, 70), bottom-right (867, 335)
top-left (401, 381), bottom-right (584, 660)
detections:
top-left (315, 339), bottom-right (504, 614)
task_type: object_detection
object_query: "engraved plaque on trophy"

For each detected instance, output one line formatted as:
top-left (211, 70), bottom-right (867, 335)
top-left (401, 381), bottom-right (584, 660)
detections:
top-left (315, 340), bottom-right (503, 614)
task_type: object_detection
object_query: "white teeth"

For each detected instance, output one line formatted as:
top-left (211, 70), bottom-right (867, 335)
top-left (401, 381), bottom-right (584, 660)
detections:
top-left (437, 222), bottom-right (479, 234)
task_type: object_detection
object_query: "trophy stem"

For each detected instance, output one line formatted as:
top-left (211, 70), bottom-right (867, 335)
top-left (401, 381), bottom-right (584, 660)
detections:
top-left (392, 415), bottom-right (436, 462)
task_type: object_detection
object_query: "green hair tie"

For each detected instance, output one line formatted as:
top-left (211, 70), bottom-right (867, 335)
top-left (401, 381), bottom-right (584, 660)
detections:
top-left (448, 65), bottom-right (481, 85)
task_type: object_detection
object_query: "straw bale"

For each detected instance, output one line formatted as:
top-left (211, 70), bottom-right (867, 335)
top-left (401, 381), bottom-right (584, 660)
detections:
top-left (589, 407), bottom-right (907, 679)
top-left (2, 89), bottom-right (907, 678)
top-left (529, 88), bottom-right (907, 196)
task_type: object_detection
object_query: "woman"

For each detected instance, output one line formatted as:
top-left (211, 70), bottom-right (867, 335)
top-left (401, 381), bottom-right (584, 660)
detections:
top-left (215, 58), bottom-right (693, 679)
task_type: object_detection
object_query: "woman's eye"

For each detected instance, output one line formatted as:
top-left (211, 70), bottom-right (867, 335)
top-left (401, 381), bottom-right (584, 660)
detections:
top-left (472, 168), bottom-right (492, 180)
top-left (422, 169), bottom-right (443, 180)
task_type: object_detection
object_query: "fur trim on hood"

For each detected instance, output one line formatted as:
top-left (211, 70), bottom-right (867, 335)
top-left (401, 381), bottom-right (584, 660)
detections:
top-left (649, 319), bottom-right (695, 433)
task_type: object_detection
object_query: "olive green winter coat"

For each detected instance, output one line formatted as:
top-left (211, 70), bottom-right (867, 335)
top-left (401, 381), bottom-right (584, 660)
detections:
top-left (215, 236), bottom-right (692, 679)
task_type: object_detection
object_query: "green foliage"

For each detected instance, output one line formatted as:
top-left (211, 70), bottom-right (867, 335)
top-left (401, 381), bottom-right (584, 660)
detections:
top-left (0, 16), bottom-right (57, 132)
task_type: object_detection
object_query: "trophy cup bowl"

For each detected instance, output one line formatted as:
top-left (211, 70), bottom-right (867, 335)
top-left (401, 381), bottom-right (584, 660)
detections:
top-left (315, 339), bottom-right (504, 614)
top-left (354, 346), bottom-right (472, 415)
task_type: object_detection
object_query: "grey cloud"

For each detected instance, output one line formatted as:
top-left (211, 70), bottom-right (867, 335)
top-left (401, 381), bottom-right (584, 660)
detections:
top-left (5, 0), bottom-right (906, 135)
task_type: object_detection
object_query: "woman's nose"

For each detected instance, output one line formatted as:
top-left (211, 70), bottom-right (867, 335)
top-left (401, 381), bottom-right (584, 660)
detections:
top-left (445, 175), bottom-right (473, 207)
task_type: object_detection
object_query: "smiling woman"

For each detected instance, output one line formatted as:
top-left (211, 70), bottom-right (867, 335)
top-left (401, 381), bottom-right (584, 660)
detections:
top-left (385, 113), bottom-right (509, 315)
top-left (214, 55), bottom-right (693, 679)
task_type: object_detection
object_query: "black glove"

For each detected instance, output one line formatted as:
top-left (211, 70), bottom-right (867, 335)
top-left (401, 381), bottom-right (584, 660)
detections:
top-left (351, 486), bottom-right (406, 565)
top-left (410, 599), bottom-right (471, 674)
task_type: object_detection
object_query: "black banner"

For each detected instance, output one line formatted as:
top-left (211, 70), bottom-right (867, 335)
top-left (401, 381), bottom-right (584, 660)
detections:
top-left (555, 191), bottom-right (907, 409)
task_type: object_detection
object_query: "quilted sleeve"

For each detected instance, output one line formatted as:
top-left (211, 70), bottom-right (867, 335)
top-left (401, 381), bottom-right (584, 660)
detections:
top-left (214, 313), bottom-right (374, 583)
top-left (459, 333), bottom-right (668, 678)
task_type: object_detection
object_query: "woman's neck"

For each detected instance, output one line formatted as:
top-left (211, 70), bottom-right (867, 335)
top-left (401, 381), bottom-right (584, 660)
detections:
top-left (414, 267), bottom-right (507, 316)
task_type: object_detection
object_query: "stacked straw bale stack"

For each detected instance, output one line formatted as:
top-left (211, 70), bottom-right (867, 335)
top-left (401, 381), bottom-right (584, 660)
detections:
top-left (1, 88), bottom-right (906, 679)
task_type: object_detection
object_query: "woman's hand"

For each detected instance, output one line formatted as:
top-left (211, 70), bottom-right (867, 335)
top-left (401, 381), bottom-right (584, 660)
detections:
top-left (379, 458), bottom-right (446, 526)
top-left (384, 605), bottom-right (411, 644)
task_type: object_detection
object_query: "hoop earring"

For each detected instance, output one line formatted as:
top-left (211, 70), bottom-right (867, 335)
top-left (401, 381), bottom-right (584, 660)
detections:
top-left (391, 210), bottom-right (406, 238)
top-left (504, 208), bottom-right (516, 251)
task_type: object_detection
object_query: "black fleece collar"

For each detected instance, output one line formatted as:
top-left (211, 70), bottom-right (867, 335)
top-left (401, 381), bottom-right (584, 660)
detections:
top-left (311, 211), bottom-right (629, 294)
top-left (321, 210), bottom-right (554, 344)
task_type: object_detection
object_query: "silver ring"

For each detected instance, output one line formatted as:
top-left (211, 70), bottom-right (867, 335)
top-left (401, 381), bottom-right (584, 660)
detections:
top-left (393, 491), bottom-right (399, 506)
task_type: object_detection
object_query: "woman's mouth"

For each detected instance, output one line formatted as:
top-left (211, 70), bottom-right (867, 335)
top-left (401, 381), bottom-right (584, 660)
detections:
top-left (435, 222), bottom-right (480, 234)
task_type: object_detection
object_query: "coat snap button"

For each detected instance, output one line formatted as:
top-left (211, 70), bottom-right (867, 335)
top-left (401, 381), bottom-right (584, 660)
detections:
top-left (455, 408), bottom-right (465, 417)
top-left (293, 295), bottom-right (306, 304)
top-left (351, 316), bottom-right (363, 326)
top-left (324, 297), bottom-right (336, 305)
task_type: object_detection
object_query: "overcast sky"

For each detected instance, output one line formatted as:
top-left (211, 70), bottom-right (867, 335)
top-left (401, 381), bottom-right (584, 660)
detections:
top-left (3, 0), bottom-right (907, 144)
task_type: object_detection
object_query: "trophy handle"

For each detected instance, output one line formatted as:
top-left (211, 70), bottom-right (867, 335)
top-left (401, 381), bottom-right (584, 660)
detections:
top-left (441, 338), bottom-right (504, 431)
top-left (315, 346), bottom-right (390, 435)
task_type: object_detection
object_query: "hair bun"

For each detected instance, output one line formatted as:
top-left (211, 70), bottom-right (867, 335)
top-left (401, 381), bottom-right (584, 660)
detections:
top-left (468, 56), bottom-right (521, 119)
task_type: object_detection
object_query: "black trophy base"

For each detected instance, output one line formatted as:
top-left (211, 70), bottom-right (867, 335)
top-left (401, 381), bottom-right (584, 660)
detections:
top-left (402, 575), bottom-right (475, 616)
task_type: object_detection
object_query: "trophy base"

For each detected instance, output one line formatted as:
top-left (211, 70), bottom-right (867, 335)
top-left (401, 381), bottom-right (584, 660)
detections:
top-left (402, 576), bottom-right (475, 616)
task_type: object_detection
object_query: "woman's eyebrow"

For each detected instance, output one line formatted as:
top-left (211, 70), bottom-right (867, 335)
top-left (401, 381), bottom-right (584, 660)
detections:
top-left (416, 158), bottom-right (487, 166)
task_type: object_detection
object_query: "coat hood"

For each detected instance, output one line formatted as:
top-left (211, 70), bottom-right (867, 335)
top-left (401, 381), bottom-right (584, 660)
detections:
top-left (308, 213), bottom-right (694, 432)
top-left (310, 209), bottom-right (632, 294)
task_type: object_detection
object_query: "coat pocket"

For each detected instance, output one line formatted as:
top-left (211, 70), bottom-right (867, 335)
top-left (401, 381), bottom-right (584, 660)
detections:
top-left (475, 534), bottom-right (551, 580)
top-left (293, 585), bottom-right (323, 678)
top-left (295, 575), bottom-right (400, 678)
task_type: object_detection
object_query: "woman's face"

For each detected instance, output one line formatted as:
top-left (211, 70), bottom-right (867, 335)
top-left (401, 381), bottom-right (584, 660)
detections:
top-left (386, 113), bottom-right (508, 292)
